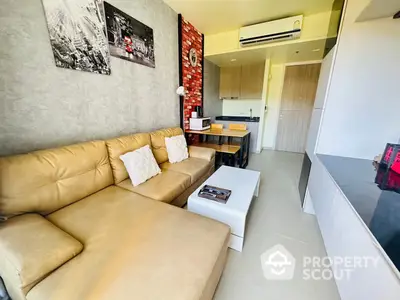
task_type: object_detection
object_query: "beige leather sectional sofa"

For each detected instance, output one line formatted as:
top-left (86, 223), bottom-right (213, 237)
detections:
top-left (0, 127), bottom-right (230, 300)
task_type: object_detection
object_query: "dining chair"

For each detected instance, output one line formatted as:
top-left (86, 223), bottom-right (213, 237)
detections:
top-left (228, 123), bottom-right (247, 131)
top-left (228, 123), bottom-right (247, 145)
top-left (211, 123), bottom-right (223, 130)
top-left (208, 123), bottom-right (223, 144)
top-left (228, 123), bottom-right (248, 167)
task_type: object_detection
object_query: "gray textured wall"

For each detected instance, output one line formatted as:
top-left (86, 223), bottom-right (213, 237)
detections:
top-left (0, 0), bottom-right (179, 156)
top-left (203, 59), bottom-right (221, 120)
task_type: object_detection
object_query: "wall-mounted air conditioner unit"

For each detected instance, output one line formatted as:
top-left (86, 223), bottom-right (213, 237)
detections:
top-left (239, 15), bottom-right (303, 46)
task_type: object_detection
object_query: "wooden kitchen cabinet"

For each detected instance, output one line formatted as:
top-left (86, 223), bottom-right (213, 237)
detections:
top-left (219, 63), bottom-right (265, 100)
top-left (219, 66), bottom-right (241, 99)
top-left (240, 63), bottom-right (265, 99)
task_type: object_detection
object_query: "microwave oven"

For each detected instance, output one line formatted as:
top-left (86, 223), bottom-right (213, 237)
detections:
top-left (189, 117), bottom-right (211, 130)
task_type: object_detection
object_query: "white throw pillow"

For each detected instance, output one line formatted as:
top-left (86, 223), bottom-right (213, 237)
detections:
top-left (165, 135), bottom-right (189, 163)
top-left (120, 145), bottom-right (161, 186)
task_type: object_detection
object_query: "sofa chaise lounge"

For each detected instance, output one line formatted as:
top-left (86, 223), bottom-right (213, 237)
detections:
top-left (0, 127), bottom-right (230, 300)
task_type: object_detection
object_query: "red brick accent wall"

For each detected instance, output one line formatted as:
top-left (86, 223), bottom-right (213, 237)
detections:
top-left (180, 17), bottom-right (203, 132)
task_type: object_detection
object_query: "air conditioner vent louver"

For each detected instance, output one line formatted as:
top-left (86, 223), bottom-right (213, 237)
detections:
top-left (239, 15), bottom-right (303, 47)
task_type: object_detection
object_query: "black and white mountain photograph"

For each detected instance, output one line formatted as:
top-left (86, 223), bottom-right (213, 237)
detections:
top-left (104, 2), bottom-right (155, 68)
top-left (41, 0), bottom-right (111, 75)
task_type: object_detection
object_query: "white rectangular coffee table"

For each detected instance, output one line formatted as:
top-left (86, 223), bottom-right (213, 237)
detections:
top-left (188, 166), bottom-right (260, 252)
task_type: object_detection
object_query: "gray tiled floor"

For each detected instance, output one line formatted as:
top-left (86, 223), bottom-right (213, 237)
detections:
top-left (214, 150), bottom-right (340, 300)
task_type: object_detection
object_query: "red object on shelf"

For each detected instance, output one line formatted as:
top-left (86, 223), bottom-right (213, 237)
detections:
top-left (392, 152), bottom-right (400, 174)
top-left (375, 165), bottom-right (400, 192)
top-left (381, 143), bottom-right (400, 175)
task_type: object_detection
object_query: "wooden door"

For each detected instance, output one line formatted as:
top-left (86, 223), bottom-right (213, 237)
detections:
top-left (240, 63), bottom-right (265, 99)
top-left (276, 63), bottom-right (321, 153)
top-left (219, 66), bottom-right (241, 99)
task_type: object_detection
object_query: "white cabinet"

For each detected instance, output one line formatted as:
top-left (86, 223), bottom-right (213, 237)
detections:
top-left (305, 108), bottom-right (323, 162)
top-left (305, 46), bottom-right (336, 159)
top-left (308, 157), bottom-right (337, 248)
top-left (303, 188), bottom-right (315, 214)
top-left (309, 156), bottom-right (400, 300)
top-left (328, 190), bottom-right (400, 300)
top-left (314, 47), bottom-right (335, 109)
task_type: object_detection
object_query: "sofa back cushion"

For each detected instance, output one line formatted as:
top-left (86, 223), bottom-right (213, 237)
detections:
top-left (105, 133), bottom-right (151, 184)
top-left (0, 141), bottom-right (113, 219)
top-left (150, 127), bottom-right (184, 164)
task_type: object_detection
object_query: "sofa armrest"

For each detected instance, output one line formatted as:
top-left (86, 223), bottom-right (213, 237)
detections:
top-left (0, 214), bottom-right (83, 299)
top-left (188, 146), bottom-right (216, 162)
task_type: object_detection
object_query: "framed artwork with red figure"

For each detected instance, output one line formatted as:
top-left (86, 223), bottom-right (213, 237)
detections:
top-left (104, 1), bottom-right (155, 68)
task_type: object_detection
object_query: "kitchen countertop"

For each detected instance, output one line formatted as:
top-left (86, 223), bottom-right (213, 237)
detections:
top-left (317, 154), bottom-right (400, 271)
top-left (215, 116), bottom-right (260, 122)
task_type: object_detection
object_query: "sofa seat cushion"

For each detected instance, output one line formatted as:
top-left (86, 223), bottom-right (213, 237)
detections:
top-left (117, 170), bottom-right (191, 203)
top-left (188, 146), bottom-right (216, 162)
top-left (160, 158), bottom-right (211, 184)
top-left (27, 186), bottom-right (230, 300)
top-left (0, 214), bottom-right (83, 298)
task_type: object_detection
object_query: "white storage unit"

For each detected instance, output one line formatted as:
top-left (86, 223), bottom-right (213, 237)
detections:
top-left (308, 156), bottom-right (400, 300)
top-left (301, 46), bottom-right (336, 208)
top-left (316, 1), bottom-right (400, 159)
top-left (303, 1), bottom-right (400, 296)
top-left (306, 109), bottom-right (323, 163)
top-left (305, 46), bottom-right (336, 162)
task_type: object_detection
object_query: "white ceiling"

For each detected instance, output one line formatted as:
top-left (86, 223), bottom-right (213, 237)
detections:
top-left (206, 38), bottom-right (330, 67)
top-left (164, 0), bottom-right (336, 34)
top-left (357, 0), bottom-right (400, 22)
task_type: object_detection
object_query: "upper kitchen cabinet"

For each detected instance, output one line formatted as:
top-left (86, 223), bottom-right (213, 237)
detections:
top-left (240, 63), bottom-right (265, 99)
top-left (219, 66), bottom-right (241, 99)
top-left (219, 62), bottom-right (265, 100)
